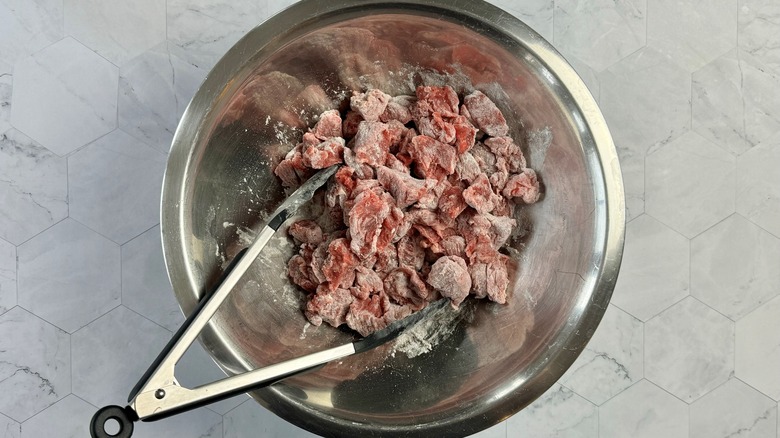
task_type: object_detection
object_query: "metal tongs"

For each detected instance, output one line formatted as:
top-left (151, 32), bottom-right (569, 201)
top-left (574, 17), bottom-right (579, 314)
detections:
top-left (90, 165), bottom-right (447, 438)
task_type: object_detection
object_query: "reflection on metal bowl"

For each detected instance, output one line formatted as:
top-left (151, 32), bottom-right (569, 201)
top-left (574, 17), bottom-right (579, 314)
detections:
top-left (160, 0), bottom-right (625, 436)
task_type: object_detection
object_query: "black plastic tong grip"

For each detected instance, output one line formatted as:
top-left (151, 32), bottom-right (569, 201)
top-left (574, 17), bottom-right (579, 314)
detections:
top-left (90, 405), bottom-right (136, 438)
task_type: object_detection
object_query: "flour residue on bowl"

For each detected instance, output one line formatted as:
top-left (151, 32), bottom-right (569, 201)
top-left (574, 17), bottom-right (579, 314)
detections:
top-left (391, 302), bottom-right (474, 358)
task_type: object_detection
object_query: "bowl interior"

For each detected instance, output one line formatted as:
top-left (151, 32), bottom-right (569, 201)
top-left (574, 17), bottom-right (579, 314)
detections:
top-left (162, 2), bottom-right (622, 436)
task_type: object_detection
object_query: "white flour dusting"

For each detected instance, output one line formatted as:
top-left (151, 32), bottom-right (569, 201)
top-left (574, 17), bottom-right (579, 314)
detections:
top-left (391, 303), bottom-right (473, 358)
top-left (299, 322), bottom-right (311, 340)
top-left (235, 226), bottom-right (257, 246)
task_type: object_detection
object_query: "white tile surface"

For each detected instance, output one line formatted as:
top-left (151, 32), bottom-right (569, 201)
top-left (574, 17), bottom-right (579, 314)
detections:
top-left (647, 0), bottom-right (737, 71)
top-left (737, 132), bottom-right (780, 237)
top-left (0, 61), bottom-right (11, 135)
top-left (20, 395), bottom-right (94, 438)
top-left (506, 384), bottom-right (597, 437)
top-left (0, 238), bottom-right (15, 316)
top-left (64, 0), bottom-right (165, 65)
top-left (0, 412), bottom-right (20, 438)
top-left (471, 421), bottom-right (507, 438)
top-left (0, 0), bottom-right (63, 66)
top-left (560, 305), bottom-right (643, 405)
top-left (10, 37), bottom-right (118, 156)
top-left (121, 225), bottom-right (181, 331)
top-left (646, 131), bottom-right (736, 238)
top-left (71, 306), bottom-right (169, 407)
top-left (17, 219), bottom-right (120, 333)
top-left (690, 378), bottom-right (777, 438)
top-left (692, 49), bottom-right (780, 155)
top-left (118, 42), bottom-right (206, 152)
top-left (487, 0), bottom-right (554, 42)
top-left (645, 297), bottom-right (735, 402)
top-left (739, 0), bottom-right (780, 74)
top-left (68, 129), bottom-right (167, 244)
top-left (0, 129), bottom-right (68, 245)
top-left (599, 380), bottom-right (688, 438)
top-left (692, 214), bottom-right (780, 320)
top-left (612, 215), bottom-right (689, 321)
top-left (554, 0), bottom-right (647, 72)
top-left (0, 307), bottom-right (70, 422)
top-left (736, 295), bottom-right (780, 401)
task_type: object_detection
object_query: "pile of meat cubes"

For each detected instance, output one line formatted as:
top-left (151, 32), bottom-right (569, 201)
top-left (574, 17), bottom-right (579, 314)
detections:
top-left (274, 85), bottom-right (540, 335)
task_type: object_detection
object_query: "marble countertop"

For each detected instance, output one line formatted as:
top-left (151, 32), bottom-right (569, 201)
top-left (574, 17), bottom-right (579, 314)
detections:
top-left (1, 0), bottom-right (779, 437)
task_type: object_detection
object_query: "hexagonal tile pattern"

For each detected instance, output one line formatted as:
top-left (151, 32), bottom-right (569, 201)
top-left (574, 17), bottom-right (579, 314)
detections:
top-left (690, 378), bottom-right (777, 438)
top-left (487, 0), bottom-right (554, 42)
top-left (0, 0), bottom-right (62, 66)
top-left (739, 0), bottom-right (780, 74)
top-left (0, 238), bottom-right (15, 316)
top-left (0, 61), bottom-right (11, 134)
top-left (646, 131), bottom-right (736, 238)
top-left (0, 307), bottom-right (70, 422)
top-left (0, 129), bottom-right (68, 245)
top-left (0, 412), bottom-right (20, 438)
top-left (692, 215), bottom-right (780, 320)
top-left (11, 37), bottom-right (118, 156)
top-left (122, 226), bottom-right (181, 332)
top-left (118, 42), bottom-right (207, 152)
top-left (506, 384), bottom-right (597, 437)
top-left (132, 407), bottom-right (222, 438)
top-left (612, 215), bottom-right (689, 321)
top-left (68, 129), bottom-right (167, 244)
top-left (17, 219), bottom-right (120, 333)
top-left (737, 295), bottom-right (780, 400)
top-left (645, 297), bottom-right (735, 402)
top-left (554, 0), bottom-right (647, 72)
top-left (737, 132), bottom-right (780, 237)
top-left (20, 395), bottom-right (94, 438)
top-left (223, 400), bottom-right (317, 438)
top-left (647, 0), bottom-right (737, 71)
top-left (600, 380), bottom-right (687, 438)
top-left (71, 306), bottom-right (169, 407)
top-left (692, 49), bottom-right (780, 155)
top-left (64, 0), bottom-right (166, 66)
top-left (167, 0), bottom-right (281, 70)
top-left (560, 305), bottom-right (643, 405)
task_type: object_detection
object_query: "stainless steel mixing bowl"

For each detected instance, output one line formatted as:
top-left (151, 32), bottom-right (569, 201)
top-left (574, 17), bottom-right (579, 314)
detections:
top-left (160, 0), bottom-right (625, 436)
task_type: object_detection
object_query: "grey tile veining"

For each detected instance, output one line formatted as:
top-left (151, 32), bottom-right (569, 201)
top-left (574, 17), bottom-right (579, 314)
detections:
top-left (611, 215), bottom-right (689, 321)
top-left (692, 214), bottom-right (780, 320)
top-left (0, 307), bottom-right (71, 422)
top-left (0, 0), bottom-right (63, 66)
top-left (506, 384), bottom-right (597, 438)
top-left (0, 129), bottom-right (68, 246)
top-left (17, 218), bottom-right (120, 333)
top-left (121, 225), bottom-right (182, 332)
top-left (68, 129), bottom-right (167, 244)
top-left (71, 306), bottom-right (169, 408)
top-left (737, 132), bottom-right (780, 237)
top-left (554, 0), bottom-right (647, 72)
top-left (690, 378), bottom-right (777, 438)
top-left (692, 49), bottom-right (780, 155)
top-left (645, 297), bottom-right (735, 403)
top-left (599, 380), bottom-right (688, 438)
top-left (0, 238), bottom-right (15, 316)
top-left (647, 0), bottom-right (737, 72)
top-left (560, 305), bottom-right (643, 405)
top-left (63, 0), bottom-right (165, 66)
top-left (736, 295), bottom-right (780, 401)
top-left (10, 37), bottom-right (118, 157)
top-left (739, 0), bottom-right (780, 74)
top-left (0, 412), bottom-right (20, 438)
top-left (645, 131), bottom-right (736, 239)
top-left (118, 42), bottom-right (207, 153)
top-left (0, 61), bottom-right (11, 135)
top-left (19, 395), bottom-right (95, 438)
top-left (223, 400), bottom-right (317, 438)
